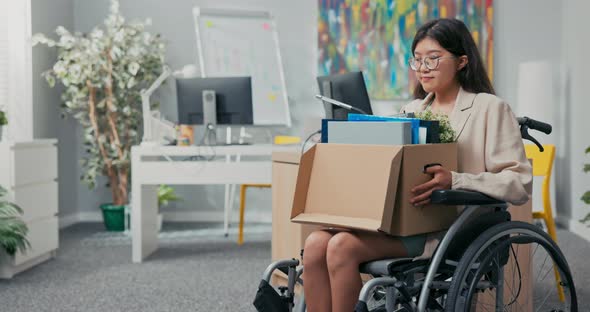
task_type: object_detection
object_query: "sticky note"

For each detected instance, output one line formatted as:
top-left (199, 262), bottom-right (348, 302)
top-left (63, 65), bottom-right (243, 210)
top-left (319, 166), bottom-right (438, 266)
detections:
top-left (268, 93), bottom-right (277, 102)
top-left (262, 23), bottom-right (271, 30)
top-left (205, 21), bottom-right (213, 28)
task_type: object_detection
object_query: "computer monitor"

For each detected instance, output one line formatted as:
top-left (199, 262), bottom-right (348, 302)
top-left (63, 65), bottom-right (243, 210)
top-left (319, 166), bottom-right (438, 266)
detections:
top-left (176, 76), bottom-right (253, 125)
top-left (317, 71), bottom-right (373, 120)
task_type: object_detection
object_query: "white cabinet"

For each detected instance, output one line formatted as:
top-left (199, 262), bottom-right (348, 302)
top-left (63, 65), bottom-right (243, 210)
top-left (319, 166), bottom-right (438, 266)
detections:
top-left (0, 140), bottom-right (58, 278)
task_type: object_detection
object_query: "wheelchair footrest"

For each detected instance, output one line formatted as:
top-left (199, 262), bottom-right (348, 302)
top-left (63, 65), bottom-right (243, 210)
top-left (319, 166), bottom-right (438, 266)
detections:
top-left (253, 280), bottom-right (290, 312)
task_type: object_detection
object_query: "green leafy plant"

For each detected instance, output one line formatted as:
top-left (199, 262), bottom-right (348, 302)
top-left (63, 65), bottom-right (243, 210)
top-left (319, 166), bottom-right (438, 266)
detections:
top-left (158, 184), bottom-right (182, 208)
top-left (32, 0), bottom-right (166, 205)
top-left (0, 111), bottom-right (7, 126)
top-left (581, 146), bottom-right (590, 225)
top-left (0, 186), bottom-right (29, 256)
top-left (415, 110), bottom-right (457, 143)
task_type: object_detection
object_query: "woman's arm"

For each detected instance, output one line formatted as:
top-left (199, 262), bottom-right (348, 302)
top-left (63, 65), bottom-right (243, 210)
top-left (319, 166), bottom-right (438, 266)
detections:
top-left (451, 101), bottom-right (533, 205)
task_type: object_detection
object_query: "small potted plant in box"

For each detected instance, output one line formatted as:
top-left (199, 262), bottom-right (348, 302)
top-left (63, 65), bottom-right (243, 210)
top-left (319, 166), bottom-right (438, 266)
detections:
top-left (415, 110), bottom-right (457, 143)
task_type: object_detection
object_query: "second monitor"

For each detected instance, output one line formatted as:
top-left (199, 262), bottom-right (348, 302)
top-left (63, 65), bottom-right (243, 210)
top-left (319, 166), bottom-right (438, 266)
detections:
top-left (176, 76), bottom-right (253, 126)
top-left (317, 71), bottom-right (373, 120)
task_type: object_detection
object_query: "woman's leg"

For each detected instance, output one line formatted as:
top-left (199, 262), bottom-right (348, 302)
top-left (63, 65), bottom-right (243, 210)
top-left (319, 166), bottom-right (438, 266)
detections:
top-left (302, 229), bottom-right (337, 312)
top-left (326, 231), bottom-right (409, 312)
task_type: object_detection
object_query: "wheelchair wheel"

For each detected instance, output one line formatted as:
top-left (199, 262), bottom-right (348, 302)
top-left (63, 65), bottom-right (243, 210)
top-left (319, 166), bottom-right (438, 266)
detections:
top-left (446, 221), bottom-right (577, 311)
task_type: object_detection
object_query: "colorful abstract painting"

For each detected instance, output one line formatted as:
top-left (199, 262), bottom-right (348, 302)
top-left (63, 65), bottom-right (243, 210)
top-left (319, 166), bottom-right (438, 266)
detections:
top-left (318, 0), bottom-right (494, 99)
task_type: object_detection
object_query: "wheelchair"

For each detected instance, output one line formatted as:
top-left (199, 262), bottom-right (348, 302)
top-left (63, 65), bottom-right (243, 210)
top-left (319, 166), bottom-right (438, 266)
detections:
top-left (254, 117), bottom-right (578, 312)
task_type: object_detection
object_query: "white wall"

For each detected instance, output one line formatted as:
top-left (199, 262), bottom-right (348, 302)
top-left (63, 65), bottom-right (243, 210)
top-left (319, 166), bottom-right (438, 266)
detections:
top-left (31, 0), bottom-right (79, 221)
top-left (68, 1), bottom-right (589, 235)
top-left (493, 0), bottom-right (562, 106)
top-left (559, 0), bottom-right (590, 239)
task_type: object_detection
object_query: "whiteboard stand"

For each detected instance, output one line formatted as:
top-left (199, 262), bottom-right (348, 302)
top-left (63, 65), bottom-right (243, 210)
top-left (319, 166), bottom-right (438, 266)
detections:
top-left (193, 7), bottom-right (291, 127)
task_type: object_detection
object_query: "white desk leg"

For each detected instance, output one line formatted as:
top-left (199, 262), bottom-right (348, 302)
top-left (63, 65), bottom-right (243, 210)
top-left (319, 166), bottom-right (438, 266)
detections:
top-left (132, 184), bottom-right (158, 263)
top-left (131, 151), bottom-right (159, 263)
top-left (224, 154), bottom-right (231, 237)
top-left (227, 153), bottom-right (241, 233)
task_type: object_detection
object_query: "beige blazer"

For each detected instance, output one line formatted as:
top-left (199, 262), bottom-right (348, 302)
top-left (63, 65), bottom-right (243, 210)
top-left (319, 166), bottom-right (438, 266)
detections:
top-left (401, 88), bottom-right (533, 205)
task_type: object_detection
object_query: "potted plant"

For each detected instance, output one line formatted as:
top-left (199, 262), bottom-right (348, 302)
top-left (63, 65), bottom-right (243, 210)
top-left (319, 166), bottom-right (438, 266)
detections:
top-left (157, 184), bottom-right (182, 231)
top-left (32, 0), bottom-right (166, 231)
top-left (0, 186), bottom-right (29, 257)
top-left (582, 146), bottom-right (590, 226)
top-left (415, 110), bottom-right (457, 143)
top-left (0, 110), bottom-right (7, 140)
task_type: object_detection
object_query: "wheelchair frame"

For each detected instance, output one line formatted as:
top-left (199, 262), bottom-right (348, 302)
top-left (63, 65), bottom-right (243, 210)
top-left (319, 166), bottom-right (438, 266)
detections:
top-left (254, 117), bottom-right (573, 312)
top-left (255, 190), bottom-right (577, 312)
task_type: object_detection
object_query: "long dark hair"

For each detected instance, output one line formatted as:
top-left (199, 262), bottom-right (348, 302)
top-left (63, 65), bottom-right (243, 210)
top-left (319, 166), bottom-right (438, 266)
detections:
top-left (411, 18), bottom-right (495, 99)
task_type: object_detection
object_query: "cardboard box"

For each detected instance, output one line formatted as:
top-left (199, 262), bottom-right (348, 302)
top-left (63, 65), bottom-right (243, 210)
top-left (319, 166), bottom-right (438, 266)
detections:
top-left (291, 143), bottom-right (459, 236)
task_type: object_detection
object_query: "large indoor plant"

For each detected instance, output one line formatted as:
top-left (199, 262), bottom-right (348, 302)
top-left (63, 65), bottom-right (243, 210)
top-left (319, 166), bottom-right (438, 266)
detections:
top-left (0, 186), bottom-right (29, 257)
top-left (33, 0), bottom-right (166, 230)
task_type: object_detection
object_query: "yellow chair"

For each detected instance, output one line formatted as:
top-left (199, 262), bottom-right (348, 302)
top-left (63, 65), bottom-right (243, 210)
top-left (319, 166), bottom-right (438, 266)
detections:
top-left (237, 136), bottom-right (301, 245)
top-left (525, 144), bottom-right (565, 301)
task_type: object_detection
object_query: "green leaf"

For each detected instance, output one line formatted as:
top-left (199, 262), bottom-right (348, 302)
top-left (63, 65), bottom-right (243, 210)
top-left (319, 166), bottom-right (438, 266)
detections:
top-left (582, 191), bottom-right (590, 205)
top-left (0, 111), bottom-right (7, 126)
top-left (0, 189), bottom-right (29, 255)
top-left (580, 213), bottom-right (590, 225)
top-left (586, 146), bottom-right (590, 154)
top-left (584, 164), bottom-right (590, 174)
top-left (158, 184), bottom-right (181, 207)
top-left (0, 201), bottom-right (24, 216)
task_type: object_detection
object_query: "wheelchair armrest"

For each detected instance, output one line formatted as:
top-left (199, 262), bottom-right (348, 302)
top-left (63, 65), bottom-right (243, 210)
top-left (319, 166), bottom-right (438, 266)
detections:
top-left (430, 190), bottom-right (506, 206)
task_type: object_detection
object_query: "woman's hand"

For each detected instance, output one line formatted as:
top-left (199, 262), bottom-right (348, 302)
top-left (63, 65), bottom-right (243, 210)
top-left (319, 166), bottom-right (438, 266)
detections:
top-left (410, 165), bottom-right (452, 206)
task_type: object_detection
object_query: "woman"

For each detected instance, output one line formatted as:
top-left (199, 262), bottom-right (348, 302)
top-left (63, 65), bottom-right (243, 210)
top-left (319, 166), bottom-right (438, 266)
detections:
top-left (302, 18), bottom-right (532, 312)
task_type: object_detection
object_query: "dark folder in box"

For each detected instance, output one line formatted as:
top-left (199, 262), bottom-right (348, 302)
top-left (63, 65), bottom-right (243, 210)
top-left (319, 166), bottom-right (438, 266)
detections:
top-left (419, 120), bottom-right (440, 144)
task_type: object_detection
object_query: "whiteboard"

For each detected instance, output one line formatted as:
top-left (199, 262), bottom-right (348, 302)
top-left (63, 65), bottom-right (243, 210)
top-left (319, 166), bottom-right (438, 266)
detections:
top-left (193, 7), bottom-right (291, 126)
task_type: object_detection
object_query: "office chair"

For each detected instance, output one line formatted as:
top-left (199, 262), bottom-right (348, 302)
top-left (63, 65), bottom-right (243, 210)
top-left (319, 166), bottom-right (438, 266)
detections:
top-left (237, 135), bottom-right (301, 245)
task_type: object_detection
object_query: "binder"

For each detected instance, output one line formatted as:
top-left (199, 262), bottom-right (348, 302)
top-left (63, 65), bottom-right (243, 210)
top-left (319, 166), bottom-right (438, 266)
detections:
top-left (347, 113), bottom-right (421, 144)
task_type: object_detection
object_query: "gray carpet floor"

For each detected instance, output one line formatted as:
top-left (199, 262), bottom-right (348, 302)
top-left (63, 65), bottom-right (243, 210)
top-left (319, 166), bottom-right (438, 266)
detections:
top-left (0, 223), bottom-right (587, 311)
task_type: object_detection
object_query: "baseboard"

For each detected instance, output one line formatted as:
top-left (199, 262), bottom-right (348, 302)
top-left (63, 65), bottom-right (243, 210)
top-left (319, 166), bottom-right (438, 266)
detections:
top-left (568, 219), bottom-right (590, 242)
top-left (78, 211), bottom-right (103, 223)
top-left (60, 210), bottom-right (271, 227)
top-left (555, 215), bottom-right (590, 242)
top-left (162, 210), bottom-right (271, 223)
top-left (58, 213), bottom-right (80, 229)
top-left (554, 215), bottom-right (570, 229)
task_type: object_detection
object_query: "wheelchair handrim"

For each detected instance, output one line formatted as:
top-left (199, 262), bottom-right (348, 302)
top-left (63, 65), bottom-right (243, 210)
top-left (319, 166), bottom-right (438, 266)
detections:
top-left (451, 224), bottom-right (576, 312)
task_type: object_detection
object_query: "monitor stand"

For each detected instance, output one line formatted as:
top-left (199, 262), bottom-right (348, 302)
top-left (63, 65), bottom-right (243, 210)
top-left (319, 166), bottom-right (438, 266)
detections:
top-left (202, 123), bottom-right (218, 146)
top-left (201, 89), bottom-right (218, 145)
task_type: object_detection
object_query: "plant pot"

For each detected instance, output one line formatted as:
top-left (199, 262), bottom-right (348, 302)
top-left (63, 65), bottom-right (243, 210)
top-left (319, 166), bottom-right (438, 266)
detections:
top-left (100, 203), bottom-right (126, 232)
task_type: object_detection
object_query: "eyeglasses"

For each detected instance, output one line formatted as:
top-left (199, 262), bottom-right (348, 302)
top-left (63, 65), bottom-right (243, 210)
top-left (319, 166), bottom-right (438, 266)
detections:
top-left (409, 56), bottom-right (456, 71)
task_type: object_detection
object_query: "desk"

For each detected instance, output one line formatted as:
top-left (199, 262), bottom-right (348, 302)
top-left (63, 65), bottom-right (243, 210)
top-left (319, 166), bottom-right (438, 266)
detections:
top-left (130, 144), bottom-right (296, 263)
